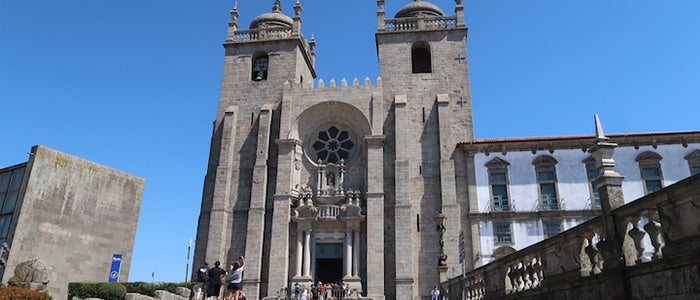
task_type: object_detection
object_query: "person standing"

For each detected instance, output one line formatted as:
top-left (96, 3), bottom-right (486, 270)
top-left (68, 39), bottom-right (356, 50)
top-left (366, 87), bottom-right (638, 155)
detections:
top-left (294, 282), bottom-right (301, 300)
top-left (317, 282), bottom-right (325, 300)
top-left (226, 256), bottom-right (245, 300)
top-left (299, 284), bottom-right (308, 300)
top-left (431, 285), bottom-right (440, 300)
top-left (195, 262), bottom-right (209, 300)
top-left (206, 261), bottom-right (224, 300)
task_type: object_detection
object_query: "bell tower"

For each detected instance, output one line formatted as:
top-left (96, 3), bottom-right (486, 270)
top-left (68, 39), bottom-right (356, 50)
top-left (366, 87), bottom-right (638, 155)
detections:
top-left (193, 0), bottom-right (316, 298)
top-left (375, 1), bottom-right (472, 299)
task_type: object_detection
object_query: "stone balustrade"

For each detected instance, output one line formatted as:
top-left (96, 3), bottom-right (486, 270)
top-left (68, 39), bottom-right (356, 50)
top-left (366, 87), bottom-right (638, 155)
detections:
top-left (233, 28), bottom-right (293, 41)
top-left (443, 173), bottom-right (700, 299)
top-left (384, 16), bottom-right (457, 31)
top-left (318, 205), bottom-right (341, 220)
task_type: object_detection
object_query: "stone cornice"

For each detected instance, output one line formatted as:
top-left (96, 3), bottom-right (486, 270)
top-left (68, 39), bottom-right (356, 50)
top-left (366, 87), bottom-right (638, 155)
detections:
top-left (460, 131), bottom-right (700, 154)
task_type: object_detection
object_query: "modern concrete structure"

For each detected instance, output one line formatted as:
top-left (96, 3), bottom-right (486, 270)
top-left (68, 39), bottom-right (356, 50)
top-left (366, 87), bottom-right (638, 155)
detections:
top-left (0, 145), bottom-right (144, 299)
top-left (192, 1), bottom-right (700, 299)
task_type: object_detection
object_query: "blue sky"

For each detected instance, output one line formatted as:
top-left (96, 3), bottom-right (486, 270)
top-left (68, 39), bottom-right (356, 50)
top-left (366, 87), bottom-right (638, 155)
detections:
top-left (1, 0), bottom-right (698, 283)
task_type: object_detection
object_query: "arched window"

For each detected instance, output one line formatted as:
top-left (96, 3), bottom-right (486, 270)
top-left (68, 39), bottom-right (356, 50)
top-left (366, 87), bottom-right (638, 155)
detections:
top-left (411, 42), bottom-right (431, 73)
top-left (251, 52), bottom-right (269, 81)
top-left (636, 151), bottom-right (663, 194)
top-left (532, 155), bottom-right (559, 210)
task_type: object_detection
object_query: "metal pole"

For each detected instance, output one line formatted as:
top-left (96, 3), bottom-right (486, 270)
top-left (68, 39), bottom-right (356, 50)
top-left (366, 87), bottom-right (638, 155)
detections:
top-left (185, 238), bottom-right (192, 282)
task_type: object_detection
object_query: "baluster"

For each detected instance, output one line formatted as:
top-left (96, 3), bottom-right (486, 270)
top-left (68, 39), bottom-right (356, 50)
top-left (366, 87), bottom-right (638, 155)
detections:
top-left (627, 215), bottom-right (647, 264)
top-left (643, 209), bottom-right (664, 260)
top-left (524, 259), bottom-right (534, 290)
top-left (514, 262), bottom-right (524, 291)
top-left (507, 264), bottom-right (517, 294)
top-left (519, 261), bottom-right (528, 291)
top-left (534, 257), bottom-right (544, 287)
top-left (584, 234), bottom-right (601, 275)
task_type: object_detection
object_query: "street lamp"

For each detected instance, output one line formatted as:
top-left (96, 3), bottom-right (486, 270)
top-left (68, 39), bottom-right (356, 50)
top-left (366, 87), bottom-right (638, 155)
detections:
top-left (185, 238), bottom-right (192, 282)
top-left (435, 211), bottom-right (447, 266)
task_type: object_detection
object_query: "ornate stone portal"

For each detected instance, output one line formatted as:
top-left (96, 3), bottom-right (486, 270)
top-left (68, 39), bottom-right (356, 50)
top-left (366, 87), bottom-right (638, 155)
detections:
top-left (291, 160), bottom-right (365, 294)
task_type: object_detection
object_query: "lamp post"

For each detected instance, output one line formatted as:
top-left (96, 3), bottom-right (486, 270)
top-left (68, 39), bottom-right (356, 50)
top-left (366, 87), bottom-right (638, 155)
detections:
top-left (435, 211), bottom-right (448, 267)
top-left (185, 238), bottom-right (192, 283)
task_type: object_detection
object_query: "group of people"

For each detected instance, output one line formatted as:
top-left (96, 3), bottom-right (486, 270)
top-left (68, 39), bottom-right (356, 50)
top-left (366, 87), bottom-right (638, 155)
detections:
top-left (194, 256), bottom-right (246, 300)
top-left (293, 280), bottom-right (352, 300)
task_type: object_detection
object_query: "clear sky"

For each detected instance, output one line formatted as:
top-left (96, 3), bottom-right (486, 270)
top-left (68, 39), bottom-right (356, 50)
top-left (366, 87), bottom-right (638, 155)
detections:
top-left (1, 0), bottom-right (699, 283)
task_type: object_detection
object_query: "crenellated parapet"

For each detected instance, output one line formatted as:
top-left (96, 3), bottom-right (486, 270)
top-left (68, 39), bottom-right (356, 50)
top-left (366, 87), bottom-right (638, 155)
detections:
top-left (284, 76), bottom-right (381, 91)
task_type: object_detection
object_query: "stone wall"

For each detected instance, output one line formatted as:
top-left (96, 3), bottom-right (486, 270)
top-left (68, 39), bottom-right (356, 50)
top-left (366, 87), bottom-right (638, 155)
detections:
top-left (3, 145), bottom-right (144, 300)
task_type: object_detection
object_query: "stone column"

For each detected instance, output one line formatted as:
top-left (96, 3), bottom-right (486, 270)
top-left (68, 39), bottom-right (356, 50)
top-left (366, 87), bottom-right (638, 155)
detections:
top-left (344, 230), bottom-right (352, 278)
top-left (353, 229), bottom-right (360, 277)
top-left (295, 228), bottom-right (303, 277)
top-left (303, 230), bottom-right (311, 277)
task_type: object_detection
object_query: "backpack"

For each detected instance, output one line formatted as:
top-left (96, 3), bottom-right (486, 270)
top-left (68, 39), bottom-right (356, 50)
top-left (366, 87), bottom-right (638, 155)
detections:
top-left (197, 268), bottom-right (208, 282)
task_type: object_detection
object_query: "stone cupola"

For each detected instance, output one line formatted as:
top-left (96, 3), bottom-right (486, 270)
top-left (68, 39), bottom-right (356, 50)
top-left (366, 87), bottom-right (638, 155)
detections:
top-left (394, 0), bottom-right (445, 18)
top-left (250, 0), bottom-right (294, 29)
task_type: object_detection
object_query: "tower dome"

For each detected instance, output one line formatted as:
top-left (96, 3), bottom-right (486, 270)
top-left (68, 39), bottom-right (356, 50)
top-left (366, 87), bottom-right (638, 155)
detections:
top-left (250, 0), bottom-right (294, 29)
top-left (394, 0), bottom-right (445, 18)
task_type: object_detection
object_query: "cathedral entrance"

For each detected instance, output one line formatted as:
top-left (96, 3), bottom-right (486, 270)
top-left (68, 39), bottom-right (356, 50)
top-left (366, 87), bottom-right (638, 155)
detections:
top-left (315, 258), bottom-right (342, 284)
top-left (315, 243), bottom-right (343, 284)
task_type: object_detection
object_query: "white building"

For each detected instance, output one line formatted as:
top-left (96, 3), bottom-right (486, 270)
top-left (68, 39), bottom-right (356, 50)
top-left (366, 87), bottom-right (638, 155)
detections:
top-left (461, 131), bottom-right (700, 264)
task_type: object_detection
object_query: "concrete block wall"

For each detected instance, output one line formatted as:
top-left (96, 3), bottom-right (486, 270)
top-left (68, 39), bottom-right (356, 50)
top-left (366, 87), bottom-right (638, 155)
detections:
top-left (4, 145), bottom-right (143, 300)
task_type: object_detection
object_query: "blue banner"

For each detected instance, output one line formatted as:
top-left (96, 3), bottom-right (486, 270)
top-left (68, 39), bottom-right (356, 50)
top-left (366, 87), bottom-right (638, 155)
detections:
top-left (108, 254), bottom-right (122, 282)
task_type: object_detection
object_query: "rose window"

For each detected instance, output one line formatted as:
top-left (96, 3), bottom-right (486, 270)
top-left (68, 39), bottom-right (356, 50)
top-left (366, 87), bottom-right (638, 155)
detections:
top-left (312, 126), bottom-right (354, 163)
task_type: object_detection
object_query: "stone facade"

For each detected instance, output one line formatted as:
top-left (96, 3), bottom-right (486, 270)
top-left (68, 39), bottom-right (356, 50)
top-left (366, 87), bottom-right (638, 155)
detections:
top-left (0, 145), bottom-right (144, 300)
top-left (194, 1), bottom-right (471, 299)
top-left (192, 1), bottom-right (700, 300)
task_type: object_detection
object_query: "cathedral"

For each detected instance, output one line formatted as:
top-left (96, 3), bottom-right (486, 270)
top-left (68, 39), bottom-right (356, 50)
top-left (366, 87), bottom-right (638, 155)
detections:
top-left (192, 1), bottom-right (700, 299)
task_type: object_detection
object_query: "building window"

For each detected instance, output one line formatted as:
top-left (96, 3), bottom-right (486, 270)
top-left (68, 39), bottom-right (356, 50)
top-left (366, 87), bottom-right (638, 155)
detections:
top-left (0, 166), bottom-right (25, 245)
top-left (636, 151), bottom-right (663, 194)
top-left (583, 156), bottom-right (601, 209)
top-left (485, 157), bottom-right (511, 212)
top-left (312, 126), bottom-right (354, 164)
top-left (494, 222), bottom-right (512, 244)
top-left (533, 155), bottom-right (559, 210)
top-left (685, 149), bottom-right (700, 175)
top-left (544, 221), bottom-right (561, 238)
top-left (252, 52), bottom-right (269, 81)
top-left (411, 42), bottom-right (431, 73)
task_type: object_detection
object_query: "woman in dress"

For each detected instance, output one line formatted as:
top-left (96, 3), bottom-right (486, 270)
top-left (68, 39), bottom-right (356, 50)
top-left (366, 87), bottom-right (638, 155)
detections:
top-left (299, 284), bottom-right (308, 300)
